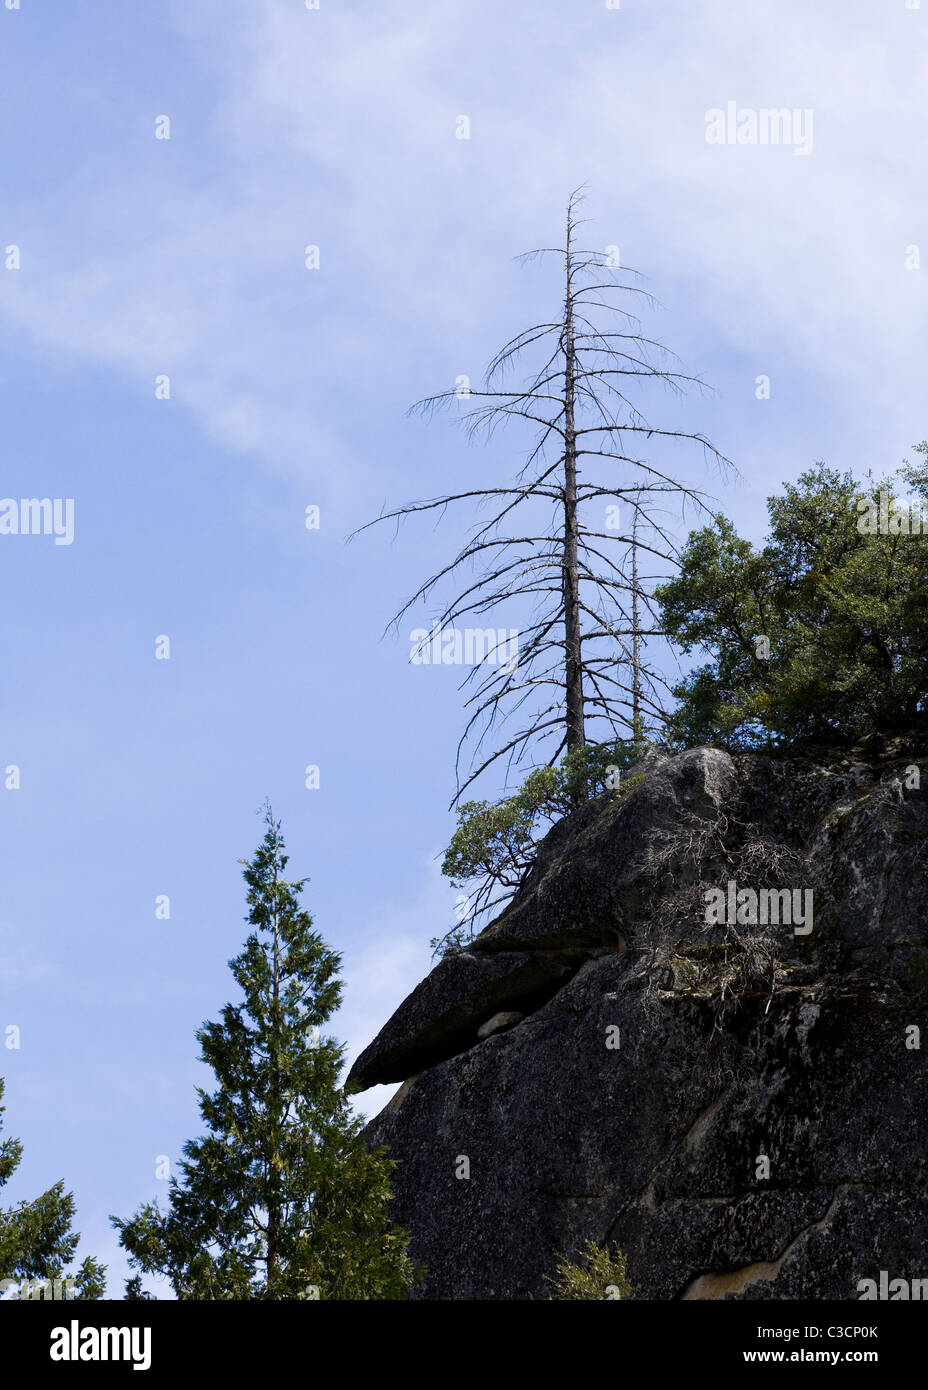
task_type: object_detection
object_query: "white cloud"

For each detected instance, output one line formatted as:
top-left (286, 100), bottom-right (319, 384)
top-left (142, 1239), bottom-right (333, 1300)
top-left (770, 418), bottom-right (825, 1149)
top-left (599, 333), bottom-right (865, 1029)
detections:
top-left (0, 0), bottom-right (924, 524)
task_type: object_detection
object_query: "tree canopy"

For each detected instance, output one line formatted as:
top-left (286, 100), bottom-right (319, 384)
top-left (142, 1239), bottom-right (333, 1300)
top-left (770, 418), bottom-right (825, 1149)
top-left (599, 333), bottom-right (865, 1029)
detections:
top-left (656, 452), bottom-right (928, 752)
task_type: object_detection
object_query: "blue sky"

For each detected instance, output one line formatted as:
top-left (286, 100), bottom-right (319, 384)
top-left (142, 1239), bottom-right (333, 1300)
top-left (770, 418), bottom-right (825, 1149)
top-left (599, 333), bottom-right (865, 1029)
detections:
top-left (1, 0), bottom-right (926, 1296)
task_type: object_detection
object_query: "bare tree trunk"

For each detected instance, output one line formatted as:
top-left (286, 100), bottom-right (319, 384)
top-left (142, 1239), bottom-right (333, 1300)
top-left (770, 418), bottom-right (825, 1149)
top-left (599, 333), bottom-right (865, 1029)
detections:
top-left (562, 205), bottom-right (585, 759)
top-left (631, 509), bottom-right (642, 743)
top-left (266, 863), bottom-right (282, 1292)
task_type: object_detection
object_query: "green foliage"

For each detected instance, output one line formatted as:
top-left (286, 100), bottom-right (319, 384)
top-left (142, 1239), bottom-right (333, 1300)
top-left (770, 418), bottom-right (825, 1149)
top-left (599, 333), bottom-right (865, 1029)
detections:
top-left (0, 1077), bottom-right (106, 1298)
top-left (112, 808), bottom-right (423, 1300)
top-left (546, 1239), bottom-right (636, 1300)
top-left (71, 1255), bottom-right (108, 1300)
top-left (123, 1274), bottom-right (155, 1300)
top-left (613, 774), bottom-right (645, 800)
top-left (656, 454), bottom-right (928, 751)
top-left (438, 740), bottom-right (648, 951)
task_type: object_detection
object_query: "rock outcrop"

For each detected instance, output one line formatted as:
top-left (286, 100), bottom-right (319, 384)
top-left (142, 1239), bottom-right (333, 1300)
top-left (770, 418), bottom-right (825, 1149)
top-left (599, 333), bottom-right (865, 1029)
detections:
top-left (354, 746), bottom-right (928, 1299)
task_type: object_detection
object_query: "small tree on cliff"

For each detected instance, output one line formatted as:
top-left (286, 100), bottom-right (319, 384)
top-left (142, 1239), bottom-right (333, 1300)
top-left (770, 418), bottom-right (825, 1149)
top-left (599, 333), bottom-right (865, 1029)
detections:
top-left (0, 1077), bottom-right (106, 1298)
top-left (436, 736), bottom-right (647, 950)
top-left (546, 1239), bottom-right (636, 1300)
top-left (112, 808), bottom-right (421, 1300)
top-left (355, 189), bottom-right (730, 806)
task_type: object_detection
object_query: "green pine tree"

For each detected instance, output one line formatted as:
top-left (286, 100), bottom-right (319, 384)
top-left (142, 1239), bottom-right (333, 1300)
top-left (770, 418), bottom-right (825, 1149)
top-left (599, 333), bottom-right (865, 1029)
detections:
top-left (0, 1077), bottom-right (106, 1299)
top-left (656, 452), bottom-right (928, 751)
top-left (123, 1274), bottom-right (154, 1299)
top-left (112, 807), bottom-right (422, 1300)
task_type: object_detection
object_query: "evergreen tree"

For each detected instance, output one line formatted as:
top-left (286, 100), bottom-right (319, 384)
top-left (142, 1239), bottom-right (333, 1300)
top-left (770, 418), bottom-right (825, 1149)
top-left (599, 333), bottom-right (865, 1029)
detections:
top-left (112, 808), bottom-right (421, 1300)
top-left (0, 1077), bottom-right (106, 1298)
top-left (656, 453), bottom-right (928, 751)
top-left (123, 1274), bottom-right (155, 1300)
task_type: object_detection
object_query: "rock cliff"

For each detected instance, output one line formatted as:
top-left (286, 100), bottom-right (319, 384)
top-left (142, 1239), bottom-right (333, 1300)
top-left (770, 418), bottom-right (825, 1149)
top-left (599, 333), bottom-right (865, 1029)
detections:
top-left (352, 746), bottom-right (928, 1299)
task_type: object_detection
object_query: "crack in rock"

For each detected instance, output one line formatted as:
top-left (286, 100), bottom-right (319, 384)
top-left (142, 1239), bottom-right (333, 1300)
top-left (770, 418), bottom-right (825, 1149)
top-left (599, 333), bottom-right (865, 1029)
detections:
top-left (678, 1184), bottom-right (852, 1300)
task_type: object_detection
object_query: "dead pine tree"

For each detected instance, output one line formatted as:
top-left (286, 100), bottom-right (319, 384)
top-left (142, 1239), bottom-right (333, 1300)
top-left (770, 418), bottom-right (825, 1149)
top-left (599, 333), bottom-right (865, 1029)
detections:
top-left (355, 189), bottom-right (732, 807)
top-left (629, 507), bottom-right (643, 744)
